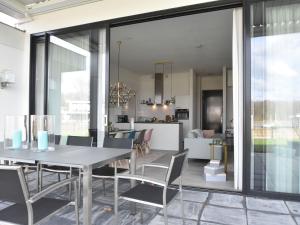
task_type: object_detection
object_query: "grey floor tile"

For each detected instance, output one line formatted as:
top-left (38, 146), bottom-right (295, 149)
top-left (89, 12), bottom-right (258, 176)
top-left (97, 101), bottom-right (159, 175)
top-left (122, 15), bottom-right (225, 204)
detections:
top-left (286, 201), bottom-right (300, 215)
top-left (246, 197), bottom-right (289, 214)
top-left (201, 205), bottom-right (247, 225)
top-left (200, 222), bottom-right (223, 225)
top-left (208, 193), bottom-right (244, 208)
top-left (149, 215), bottom-right (197, 225)
top-left (176, 190), bottom-right (209, 203)
top-left (294, 217), bottom-right (300, 225)
top-left (159, 199), bottom-right (203, 221)
top-left (247, 210), bottom-right (296, 225)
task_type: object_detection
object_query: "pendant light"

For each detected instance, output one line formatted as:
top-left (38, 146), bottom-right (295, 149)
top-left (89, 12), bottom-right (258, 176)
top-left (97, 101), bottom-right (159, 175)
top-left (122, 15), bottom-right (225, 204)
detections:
top-left (109, 41), bottom-right (136, 107)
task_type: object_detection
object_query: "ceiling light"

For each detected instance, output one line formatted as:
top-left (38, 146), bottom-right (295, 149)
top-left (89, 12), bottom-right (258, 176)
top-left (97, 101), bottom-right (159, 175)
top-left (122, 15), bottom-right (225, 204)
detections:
top-left (109, 41), bottom-right (136, 107)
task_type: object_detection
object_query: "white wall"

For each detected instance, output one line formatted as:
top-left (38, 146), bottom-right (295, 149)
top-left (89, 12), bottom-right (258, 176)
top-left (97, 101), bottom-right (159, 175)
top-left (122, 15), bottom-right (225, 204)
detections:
top-left (0, 24), bottom-right (27, 141)
top-left (201, 75), bottom-right (223, 90)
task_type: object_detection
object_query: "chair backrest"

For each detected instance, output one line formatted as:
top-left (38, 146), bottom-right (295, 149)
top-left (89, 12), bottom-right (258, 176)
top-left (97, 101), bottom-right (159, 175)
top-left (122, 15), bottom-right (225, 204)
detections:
top-left (165, 149), bottom-right (188, 185)
top-left (135, 129), bottom-right (146, 144)
top-left (103, 136), bottom-right (133, 149)
top-left (144, 129), bottom-right (153, 142)
top-left (55, 135), bottom-right (61, 145)
top-left (66, 136), bottom-right (93, 147)
top-left (128, 131), bottom-right (136, 139)
top-left (0, 165), bottom-right (28, 204)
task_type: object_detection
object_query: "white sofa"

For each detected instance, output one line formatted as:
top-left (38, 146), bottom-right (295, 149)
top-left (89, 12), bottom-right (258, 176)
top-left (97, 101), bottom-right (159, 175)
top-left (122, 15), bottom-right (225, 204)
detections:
top-left (184, 129), bottom-right (222, 160)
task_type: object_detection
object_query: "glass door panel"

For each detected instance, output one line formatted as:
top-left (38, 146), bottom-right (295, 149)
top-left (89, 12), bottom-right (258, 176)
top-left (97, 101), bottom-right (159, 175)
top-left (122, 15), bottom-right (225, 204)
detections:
top-left (48, 32), bottom-right (91, 136)
top-left (250, 0), bottom-right (300, 194)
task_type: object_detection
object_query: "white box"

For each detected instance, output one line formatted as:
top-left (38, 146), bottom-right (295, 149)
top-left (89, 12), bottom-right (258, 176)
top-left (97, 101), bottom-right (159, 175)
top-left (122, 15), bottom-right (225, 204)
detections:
top-left (204, 164), bottom-right (224, 175)
top-left (210, 160), bottom-right (221, 166)
top-left (205, 173), bottom-right (227, 182)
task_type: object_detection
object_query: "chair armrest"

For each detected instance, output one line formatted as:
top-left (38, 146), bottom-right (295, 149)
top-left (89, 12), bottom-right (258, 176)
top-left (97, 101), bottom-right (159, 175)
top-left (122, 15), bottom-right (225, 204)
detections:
top-left (142, 163), bottom-right (169, 176)
top-left (28, 177), bottom-right (77, 203)
top-left (142, 163), bottom-right (169, 169)
top-left (116, 174), bottom-right (166, 187)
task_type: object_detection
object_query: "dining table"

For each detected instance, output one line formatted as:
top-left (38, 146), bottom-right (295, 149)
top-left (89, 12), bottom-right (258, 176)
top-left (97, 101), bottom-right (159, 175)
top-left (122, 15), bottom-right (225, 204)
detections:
top-left (0, 144), bottom-right (136, 225)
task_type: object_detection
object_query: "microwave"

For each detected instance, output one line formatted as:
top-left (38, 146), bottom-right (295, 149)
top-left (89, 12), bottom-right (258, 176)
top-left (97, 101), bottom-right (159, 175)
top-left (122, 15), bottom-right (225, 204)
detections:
top-left (175, 109), bottom-right (189, 120)
top-left (117, 115), bottom-right (128, 123)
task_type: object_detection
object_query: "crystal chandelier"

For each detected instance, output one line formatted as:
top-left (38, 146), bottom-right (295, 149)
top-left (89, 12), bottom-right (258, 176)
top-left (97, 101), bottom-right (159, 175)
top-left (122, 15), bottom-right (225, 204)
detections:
top-left (109, 41), bottom-right (136, 107)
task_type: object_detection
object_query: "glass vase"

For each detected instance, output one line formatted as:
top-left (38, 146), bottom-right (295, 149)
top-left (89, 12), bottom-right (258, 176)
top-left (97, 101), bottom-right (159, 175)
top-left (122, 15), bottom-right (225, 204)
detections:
top-left (4, 115), bottom-right (29, 150)
top-left (30, 115), bottom-right (55, 151)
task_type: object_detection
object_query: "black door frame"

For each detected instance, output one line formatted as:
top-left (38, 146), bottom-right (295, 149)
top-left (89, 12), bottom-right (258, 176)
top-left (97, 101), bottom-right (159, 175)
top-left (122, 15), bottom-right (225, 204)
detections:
top-left (29, 0), bottom-right (242, 145)
top-left (243, 0), bottom-right (300, 201)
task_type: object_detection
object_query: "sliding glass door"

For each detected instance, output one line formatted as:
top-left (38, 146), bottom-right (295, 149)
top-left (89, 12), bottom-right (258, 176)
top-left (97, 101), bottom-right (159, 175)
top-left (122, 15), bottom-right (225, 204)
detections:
top-left (30, 27), bottom-right (108, 146)
top-left (249, 0), bottom-right (300, 194)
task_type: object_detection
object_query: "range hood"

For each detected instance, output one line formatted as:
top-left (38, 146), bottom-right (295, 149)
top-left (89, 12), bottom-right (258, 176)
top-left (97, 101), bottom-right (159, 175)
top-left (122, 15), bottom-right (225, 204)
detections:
top-left (154, 73), bottom-right (164, 105)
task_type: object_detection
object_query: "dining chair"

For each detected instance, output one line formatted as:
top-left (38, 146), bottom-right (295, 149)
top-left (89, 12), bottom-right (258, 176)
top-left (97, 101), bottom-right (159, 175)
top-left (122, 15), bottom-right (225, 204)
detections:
top-left (54, 134), bottom-right (61, 145)
top-left (133, 129), bottom-right (146, 157)
top-left (88, 137), bottom-right (133, 196)
top-left (115, 149), bottom-right (188, 225)
top-left (39, 136), bottom-right (93, 198)
top-left (0, 165), bottom-right (79, 225)
top-left (143, 128), bottom-right (153, 154)
top-left (128, 130), bottom-right (136, 139)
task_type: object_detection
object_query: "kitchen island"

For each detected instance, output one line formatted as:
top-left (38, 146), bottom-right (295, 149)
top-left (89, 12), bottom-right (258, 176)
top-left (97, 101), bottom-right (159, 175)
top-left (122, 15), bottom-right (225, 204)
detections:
top-left (113, 122), bottom-right (183, 151)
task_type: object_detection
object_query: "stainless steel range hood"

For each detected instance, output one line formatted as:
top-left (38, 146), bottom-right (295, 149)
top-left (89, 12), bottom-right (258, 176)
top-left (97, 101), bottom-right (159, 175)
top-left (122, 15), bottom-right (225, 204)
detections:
top-left (154, 73), bottom-right (164, 105)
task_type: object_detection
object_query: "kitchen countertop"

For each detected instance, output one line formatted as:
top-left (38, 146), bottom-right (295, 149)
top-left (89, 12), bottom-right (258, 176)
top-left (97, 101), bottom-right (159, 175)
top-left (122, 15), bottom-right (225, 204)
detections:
top-left (116, 121), bottom-right (183, 124)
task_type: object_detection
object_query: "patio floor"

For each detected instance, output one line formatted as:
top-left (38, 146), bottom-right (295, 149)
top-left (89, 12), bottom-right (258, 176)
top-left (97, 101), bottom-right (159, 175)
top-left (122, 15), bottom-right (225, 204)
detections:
top-left (1, 171), bottom-right (299, 225)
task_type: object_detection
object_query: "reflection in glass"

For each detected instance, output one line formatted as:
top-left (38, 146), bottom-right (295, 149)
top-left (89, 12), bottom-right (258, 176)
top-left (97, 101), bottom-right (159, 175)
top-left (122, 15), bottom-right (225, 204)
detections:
top-left (250, 0), bottom-right (300, 193)
top-left (48, 33), bottom-right (90, 136)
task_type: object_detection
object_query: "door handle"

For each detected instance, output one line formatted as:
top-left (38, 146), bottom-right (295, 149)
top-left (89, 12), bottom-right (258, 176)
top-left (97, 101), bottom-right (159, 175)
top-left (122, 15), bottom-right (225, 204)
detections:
top-left (104, 115), bottom-right (108, 127)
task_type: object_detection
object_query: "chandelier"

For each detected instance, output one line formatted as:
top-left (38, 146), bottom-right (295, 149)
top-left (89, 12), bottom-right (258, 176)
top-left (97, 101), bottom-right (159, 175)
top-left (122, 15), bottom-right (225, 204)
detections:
top-left (109, 41), bottom-right (136, 107)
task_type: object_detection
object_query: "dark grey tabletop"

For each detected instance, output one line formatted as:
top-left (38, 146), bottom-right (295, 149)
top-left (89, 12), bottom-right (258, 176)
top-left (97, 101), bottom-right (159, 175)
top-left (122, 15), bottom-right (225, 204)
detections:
top-left (0, 145), bottom-right (132, 169)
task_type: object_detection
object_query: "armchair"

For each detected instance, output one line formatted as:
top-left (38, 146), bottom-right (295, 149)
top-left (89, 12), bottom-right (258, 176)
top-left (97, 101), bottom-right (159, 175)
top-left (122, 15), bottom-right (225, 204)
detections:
top-left (114, 149), bottom-right (188, 225)
top-left (0, 165), bottom-right (79, 225)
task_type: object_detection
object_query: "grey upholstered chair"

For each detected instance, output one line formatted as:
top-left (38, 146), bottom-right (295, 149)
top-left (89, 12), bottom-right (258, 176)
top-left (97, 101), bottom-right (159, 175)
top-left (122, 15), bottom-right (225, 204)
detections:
top-left (91, 137), bottom-right (133, 195)
top-left (39, 136), bottom-right (93, 198)
top-left (0, 165), bottom-right (79, 225)
top-left (114, 149), bottom-right (188, 225)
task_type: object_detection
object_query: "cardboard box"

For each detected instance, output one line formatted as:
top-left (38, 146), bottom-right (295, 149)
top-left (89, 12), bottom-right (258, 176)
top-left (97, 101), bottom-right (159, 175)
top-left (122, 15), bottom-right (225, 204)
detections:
top-left (205, 173), bottom-right (227, 182)
top-left (204, 164), bottom-right (224, 175)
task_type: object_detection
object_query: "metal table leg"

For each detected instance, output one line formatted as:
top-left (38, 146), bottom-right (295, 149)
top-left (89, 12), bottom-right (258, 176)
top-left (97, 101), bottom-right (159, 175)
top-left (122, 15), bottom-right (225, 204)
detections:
top-left (82, 165), bottom-right (92, 225)
top-left (130, 149), bottom-right (137, 187)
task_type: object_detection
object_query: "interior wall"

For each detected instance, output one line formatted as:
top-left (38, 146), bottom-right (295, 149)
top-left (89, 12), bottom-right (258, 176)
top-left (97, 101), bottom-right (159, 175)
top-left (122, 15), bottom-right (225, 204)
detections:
top-left (0, 24), bottom-right (27, 141)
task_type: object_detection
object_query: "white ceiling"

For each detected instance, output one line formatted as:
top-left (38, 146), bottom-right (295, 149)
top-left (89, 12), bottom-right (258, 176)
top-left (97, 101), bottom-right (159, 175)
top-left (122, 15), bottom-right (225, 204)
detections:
top-left (0, 0), bottom-right (102, 19)
top-left (111, 9), bottom-right (233, 75)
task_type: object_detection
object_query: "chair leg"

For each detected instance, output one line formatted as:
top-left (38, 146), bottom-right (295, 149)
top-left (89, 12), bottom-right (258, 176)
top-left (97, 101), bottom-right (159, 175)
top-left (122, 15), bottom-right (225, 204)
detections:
top-left (102, 179), bottom-right (106, 196)
top-left (78, 171), bottom-right (82, 206)
top-left (58, 173), bottom-right (61, 182)
top-left (163, 205), bottom-right (168, 225)
top-left (74, 180), bottom-right (79, 225)
top-left (140, 207), bottom-right (144, 224)
top-left (69, 168), bottom-right (72, 200)
top-left (114, 177), bottom-right (119, 225)
top-left (180, 176), bottom-right (185, 225)
top-left (39, 166), bottom-right (43, 192)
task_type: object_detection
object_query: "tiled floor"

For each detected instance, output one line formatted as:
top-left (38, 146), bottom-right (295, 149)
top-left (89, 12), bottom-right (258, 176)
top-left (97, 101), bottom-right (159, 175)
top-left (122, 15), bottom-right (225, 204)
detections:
top-left (1, 151), bottom-right (298, 225)
top-left (1, 171), bottom-right (299, 225)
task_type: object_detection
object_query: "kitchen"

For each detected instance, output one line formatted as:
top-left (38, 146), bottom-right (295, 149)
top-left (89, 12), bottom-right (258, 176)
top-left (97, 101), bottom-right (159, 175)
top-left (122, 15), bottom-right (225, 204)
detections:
top-left (108, 62), bottom-right (197, 151)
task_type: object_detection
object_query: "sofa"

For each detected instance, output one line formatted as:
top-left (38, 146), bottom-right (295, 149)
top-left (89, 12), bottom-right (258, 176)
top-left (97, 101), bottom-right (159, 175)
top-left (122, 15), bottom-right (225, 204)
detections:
top-left (184, 129), bottom-right (222, 160)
